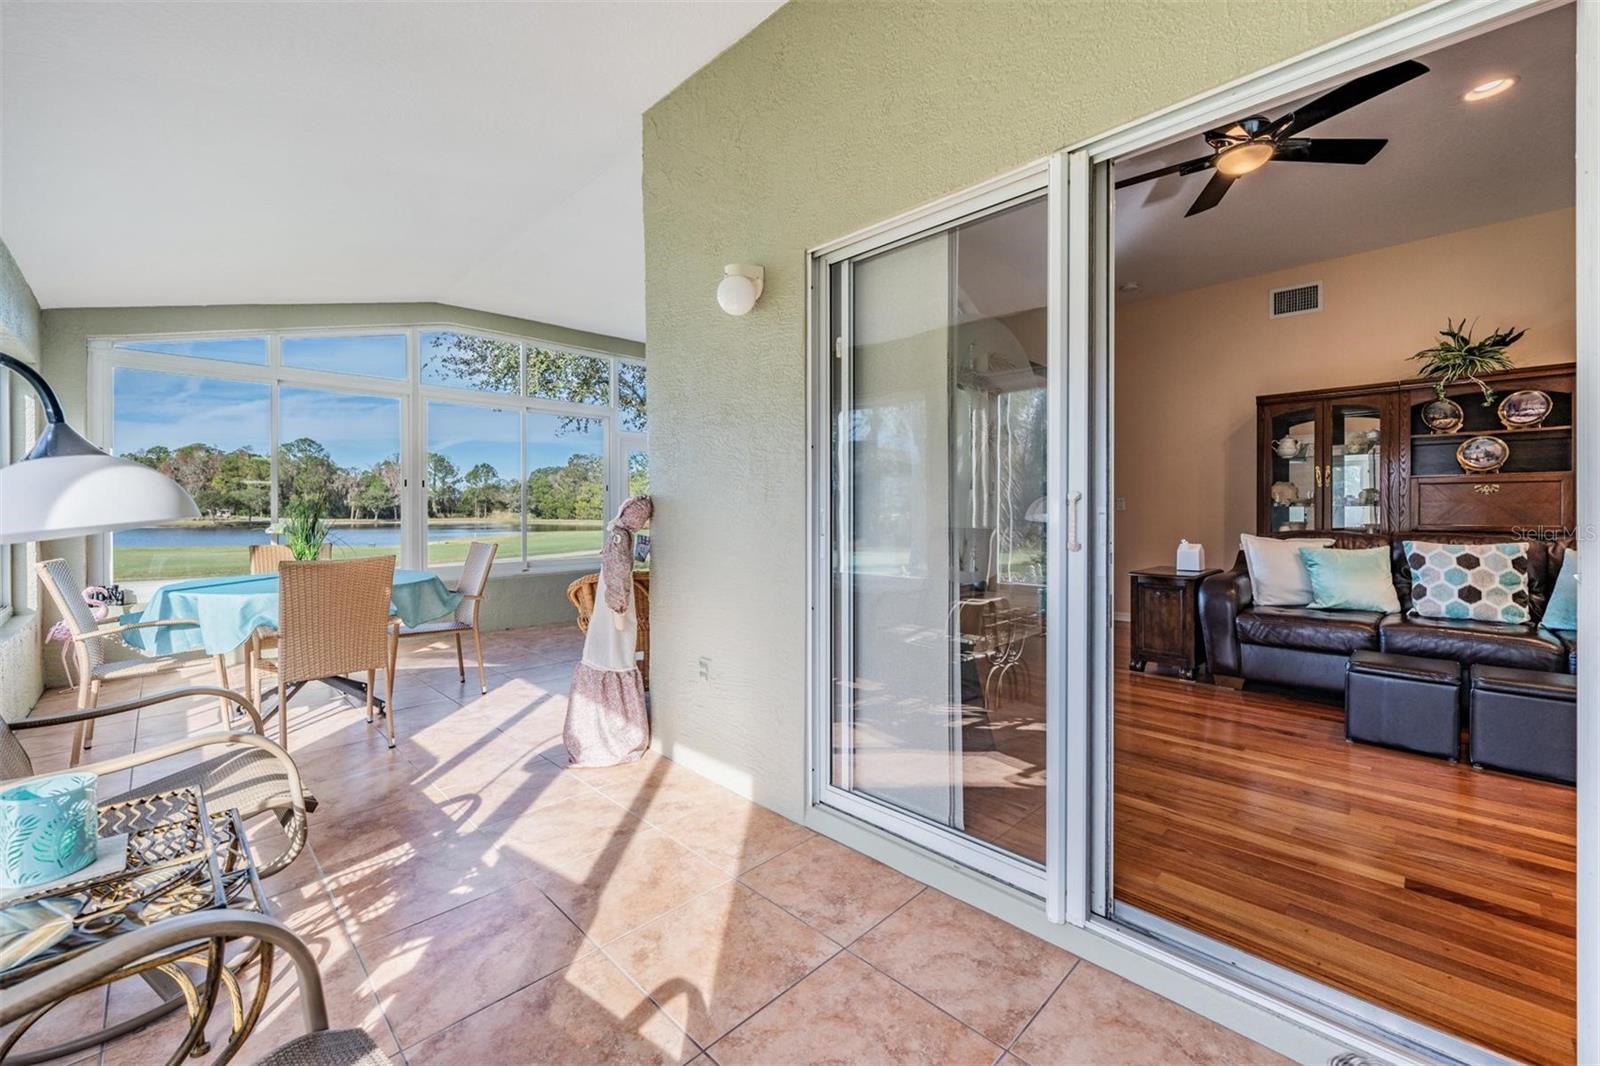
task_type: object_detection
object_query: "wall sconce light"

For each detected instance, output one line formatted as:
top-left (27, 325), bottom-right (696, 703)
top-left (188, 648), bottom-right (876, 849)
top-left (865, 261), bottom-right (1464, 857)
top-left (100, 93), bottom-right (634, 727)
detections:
top-left (716, 264), bottom-right (765, 316)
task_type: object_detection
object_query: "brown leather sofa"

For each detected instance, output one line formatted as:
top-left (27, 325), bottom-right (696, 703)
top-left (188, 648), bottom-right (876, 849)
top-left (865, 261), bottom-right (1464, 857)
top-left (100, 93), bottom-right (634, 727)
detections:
top-left (1200, 531), bottom-right (1576, 694)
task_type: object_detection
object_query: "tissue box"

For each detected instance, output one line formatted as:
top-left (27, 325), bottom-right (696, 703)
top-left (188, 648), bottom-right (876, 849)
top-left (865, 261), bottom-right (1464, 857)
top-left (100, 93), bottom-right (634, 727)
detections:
top-left (1176, 540), bottom-right (1206, 571)
top-left (0, 773), bottom-right (98, 890)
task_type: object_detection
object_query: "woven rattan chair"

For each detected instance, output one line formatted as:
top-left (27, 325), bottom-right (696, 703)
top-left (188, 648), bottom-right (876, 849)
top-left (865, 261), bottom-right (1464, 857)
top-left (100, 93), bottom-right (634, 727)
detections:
top-left (245, 542), bottom-right (331, 700)
top-left (1, 687), bottom-right (312, 879)
top-left (36, 558), bottom-right (232, 767)
top-left (566, 570), bottom-right (650, 689)
top-left (388, 541), bottom-right (497, 695)
top-left (251, 556), bottom-right (397, 749)
top-left (0, 911), bottom-right (379, 1066)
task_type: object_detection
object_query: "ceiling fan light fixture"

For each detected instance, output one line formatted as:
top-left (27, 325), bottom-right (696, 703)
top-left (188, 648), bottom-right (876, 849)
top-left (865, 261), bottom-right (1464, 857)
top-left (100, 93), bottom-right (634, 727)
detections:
top-left (1214, 141), bottom-right (1275, 177)
top-left (1463, 76), bottom-right (1516, 101)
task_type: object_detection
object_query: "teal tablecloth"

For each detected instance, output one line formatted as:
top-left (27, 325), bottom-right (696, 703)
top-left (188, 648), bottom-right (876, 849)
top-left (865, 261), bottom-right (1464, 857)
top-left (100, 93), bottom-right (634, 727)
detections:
top-left (122, 569), bottom-right (462, 657)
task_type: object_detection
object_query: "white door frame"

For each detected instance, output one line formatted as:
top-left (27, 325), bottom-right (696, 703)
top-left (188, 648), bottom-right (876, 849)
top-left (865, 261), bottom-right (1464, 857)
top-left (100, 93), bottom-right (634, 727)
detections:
top-left (1063, 0), bottom-right (1597, 1061)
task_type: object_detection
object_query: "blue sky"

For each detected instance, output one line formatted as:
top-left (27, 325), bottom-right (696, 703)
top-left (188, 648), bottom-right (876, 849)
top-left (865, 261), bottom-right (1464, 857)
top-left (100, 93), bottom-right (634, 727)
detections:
top-left (283, 334), bottom-right (407, 379)
top-left (112, 368), bottom-right (602, 479)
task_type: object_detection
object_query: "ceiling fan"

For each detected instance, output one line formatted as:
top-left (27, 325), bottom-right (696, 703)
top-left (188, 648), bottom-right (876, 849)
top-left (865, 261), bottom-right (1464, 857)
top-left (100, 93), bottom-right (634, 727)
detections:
top-left (1115, 59), bottom-right (1429, 217)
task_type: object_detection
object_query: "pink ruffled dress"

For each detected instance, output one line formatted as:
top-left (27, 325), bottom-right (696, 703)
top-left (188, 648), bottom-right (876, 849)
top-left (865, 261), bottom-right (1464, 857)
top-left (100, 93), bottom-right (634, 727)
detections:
top-left (564, 496), bottom-right (652, 766)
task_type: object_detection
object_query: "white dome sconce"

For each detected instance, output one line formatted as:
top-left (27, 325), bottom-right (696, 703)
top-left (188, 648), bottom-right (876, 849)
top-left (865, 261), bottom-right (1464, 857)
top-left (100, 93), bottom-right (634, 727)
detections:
top-left (716, 264), bottom-right (765, 316)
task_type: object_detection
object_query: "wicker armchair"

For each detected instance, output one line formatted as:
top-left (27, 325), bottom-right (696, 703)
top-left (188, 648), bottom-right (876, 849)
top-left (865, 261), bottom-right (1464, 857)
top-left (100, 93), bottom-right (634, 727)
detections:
top-left (2, 688), bottom-right (312, 879)
top-left (566, 570), bottom-right (650, 689)
top-left (245, 542), bottom-right (331, 700)
top-left (36, 558), bottom-right (231, 767)
top-left (1, 911), bottom-right (381, 1066)
top-left (388, 541), bottom-right (497, 695)
top-left (251, 557), bottom-right (397, 749)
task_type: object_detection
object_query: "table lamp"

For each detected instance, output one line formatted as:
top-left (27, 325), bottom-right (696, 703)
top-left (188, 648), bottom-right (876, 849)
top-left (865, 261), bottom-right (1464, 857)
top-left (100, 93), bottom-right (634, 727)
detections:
top-left (0, 353), bottom-right (199, 544)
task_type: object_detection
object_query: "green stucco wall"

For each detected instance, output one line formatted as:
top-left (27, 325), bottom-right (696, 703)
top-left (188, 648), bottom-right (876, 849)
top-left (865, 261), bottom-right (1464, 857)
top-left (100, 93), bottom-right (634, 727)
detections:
top-left (0, 237), bottom-right (44, 720)
top-left (642, 0), bottom-right (1423, 815)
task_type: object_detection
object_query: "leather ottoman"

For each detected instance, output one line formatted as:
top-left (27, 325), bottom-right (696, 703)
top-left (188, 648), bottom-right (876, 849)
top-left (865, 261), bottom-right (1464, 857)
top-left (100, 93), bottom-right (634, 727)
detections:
top-left (1345, 650), bottom-right (1462, 760)
top-left (1468, 665), bottom-right (1577, 784)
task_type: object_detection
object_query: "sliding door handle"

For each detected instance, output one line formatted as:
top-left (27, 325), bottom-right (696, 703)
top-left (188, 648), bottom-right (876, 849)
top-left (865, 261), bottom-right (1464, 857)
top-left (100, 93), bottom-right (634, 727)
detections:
top-left (1066, 491), bottom-right (1083, 553)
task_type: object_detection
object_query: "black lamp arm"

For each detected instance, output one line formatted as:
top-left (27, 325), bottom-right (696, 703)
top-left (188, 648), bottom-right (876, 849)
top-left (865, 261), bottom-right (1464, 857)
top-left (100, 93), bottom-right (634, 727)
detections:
top-left (1, 352), bottom-right (103, 459)
top-left (0, 352), bottom-right (66, 425)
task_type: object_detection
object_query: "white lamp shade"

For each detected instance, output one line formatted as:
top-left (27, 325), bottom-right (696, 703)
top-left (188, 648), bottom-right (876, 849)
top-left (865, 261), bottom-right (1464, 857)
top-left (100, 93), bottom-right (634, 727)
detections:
top-left (0, 453), bottom-right (199, 544)
top-left (717, 273), bottom-right (760, 316)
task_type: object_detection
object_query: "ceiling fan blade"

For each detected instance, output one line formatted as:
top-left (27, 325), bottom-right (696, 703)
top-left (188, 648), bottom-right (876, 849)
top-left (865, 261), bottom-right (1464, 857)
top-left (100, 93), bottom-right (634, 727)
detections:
top-left (1271, 59), bottom-right (1429, 137)
top-left (1272, 137), bottom-right (1389, 165)
top-left (1184, 171), bottom-right (1236, 216)
top-left (1114, 155), bottom-right (1215, 188)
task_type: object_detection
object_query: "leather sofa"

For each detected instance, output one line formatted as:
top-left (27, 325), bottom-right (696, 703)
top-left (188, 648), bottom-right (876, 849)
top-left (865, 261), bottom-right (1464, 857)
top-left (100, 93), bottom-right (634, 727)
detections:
top-left (1200, 531), bottom-right (1576, 693)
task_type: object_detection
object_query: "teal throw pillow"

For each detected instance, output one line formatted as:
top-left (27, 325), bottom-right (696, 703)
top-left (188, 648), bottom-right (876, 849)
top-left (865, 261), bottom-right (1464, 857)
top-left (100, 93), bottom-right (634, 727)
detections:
top-left (1542, 549), bottom-right (1578, 631)
top-left (1298, 546), bottom-right (1402, 614)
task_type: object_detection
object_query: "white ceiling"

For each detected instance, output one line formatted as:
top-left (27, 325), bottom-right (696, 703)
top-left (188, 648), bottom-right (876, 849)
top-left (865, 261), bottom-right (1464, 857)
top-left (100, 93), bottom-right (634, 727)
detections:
top-left (0, 1), bottom-right (783, 342)
top-left (1115, 5), bottom-right (1575, 299)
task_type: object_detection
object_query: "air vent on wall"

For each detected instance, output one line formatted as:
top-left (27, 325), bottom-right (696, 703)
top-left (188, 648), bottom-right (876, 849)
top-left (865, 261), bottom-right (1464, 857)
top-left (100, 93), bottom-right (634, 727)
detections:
top-left (1270, 282), bottom-right (1322, 318)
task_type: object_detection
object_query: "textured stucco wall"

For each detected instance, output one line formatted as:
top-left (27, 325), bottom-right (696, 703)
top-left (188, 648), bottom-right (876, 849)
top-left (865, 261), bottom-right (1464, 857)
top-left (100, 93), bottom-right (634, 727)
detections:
top-left (642, 0), bottom-right (1424, 818)
top-left (0, 237), bottom-right (44, 721)
top-left (31, 302), bottom-right (640, 688)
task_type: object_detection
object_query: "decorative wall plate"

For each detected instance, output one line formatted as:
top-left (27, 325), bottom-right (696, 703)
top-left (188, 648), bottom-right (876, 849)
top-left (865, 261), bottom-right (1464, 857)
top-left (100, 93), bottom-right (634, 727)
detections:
top-left (1497, 389), bottom-right (1554, 429)
top-left (1456, 434), bottom-right (1510, 474)
top-left (1422, 397), bottom-right (1464, 434)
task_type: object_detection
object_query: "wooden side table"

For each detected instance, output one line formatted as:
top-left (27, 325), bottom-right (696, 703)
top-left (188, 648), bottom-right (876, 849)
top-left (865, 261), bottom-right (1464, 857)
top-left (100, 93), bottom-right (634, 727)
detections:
top-left (1129, 566), bottom-right (1220, 681)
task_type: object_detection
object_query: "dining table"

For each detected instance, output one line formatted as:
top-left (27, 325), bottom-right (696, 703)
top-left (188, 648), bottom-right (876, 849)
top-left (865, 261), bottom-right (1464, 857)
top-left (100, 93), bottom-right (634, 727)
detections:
top-left (122, 568), bottom-right (461, 715)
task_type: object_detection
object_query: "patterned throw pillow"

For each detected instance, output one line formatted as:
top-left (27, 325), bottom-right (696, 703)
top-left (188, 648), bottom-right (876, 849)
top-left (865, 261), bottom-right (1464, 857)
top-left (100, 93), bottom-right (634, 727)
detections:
top-left (1403, 540), bottom-right (1531, 624)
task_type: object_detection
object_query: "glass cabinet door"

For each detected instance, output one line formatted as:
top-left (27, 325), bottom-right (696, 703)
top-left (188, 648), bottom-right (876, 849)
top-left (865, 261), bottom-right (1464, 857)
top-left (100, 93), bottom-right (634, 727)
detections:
top-left (1329, 397), bottom-right (1388, 532)
top-left (1264, 404), bottom-right (1319, 532)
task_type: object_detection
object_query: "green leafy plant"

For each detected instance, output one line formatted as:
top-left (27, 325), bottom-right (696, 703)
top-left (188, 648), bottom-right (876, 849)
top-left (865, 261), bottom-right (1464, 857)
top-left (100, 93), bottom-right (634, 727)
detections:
top-left (283, 496), bottom-right (329, 561)
top-left (1409, 319), bottom-right (1527, 406)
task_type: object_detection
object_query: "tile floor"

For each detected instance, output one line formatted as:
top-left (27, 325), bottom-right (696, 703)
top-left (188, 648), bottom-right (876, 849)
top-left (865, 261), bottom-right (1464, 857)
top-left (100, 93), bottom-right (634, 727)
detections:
top-left (6, 623), bottom-right (1286, 1066)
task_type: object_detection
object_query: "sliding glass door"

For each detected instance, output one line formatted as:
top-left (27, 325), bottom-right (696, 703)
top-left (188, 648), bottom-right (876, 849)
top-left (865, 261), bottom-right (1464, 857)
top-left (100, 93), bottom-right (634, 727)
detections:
top-left (813, 169), bottom-right (1081, 896)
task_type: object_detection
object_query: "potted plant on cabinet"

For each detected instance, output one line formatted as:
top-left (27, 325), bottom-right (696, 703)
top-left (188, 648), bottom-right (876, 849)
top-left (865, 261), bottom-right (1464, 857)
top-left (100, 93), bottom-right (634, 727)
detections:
top-left (1410, 318), bottom-right (1526, 407)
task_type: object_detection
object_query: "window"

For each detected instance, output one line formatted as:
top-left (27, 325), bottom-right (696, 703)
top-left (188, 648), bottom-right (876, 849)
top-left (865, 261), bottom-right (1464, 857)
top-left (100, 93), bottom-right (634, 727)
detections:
top-left (278, 387), bottom-right (403, 560)
top-left (426, 401), bottom-right (521, 566)
top-left (528, 347), bottom-right (608, 406)
top-left (111, 368), bottom-right (273, 580)
top-left (96, 326), bottom-right (643, 583)
top-left (282, 334), bottom-right (407, 379)
top-left (526, 412), bottom-right (606, 559)
top-left (627, 450), bottom-right (648, 497)
top-left (0, 372), bottom-right (11, 623)
top-left (113, 336), bottom-right (268, 365)
top-left (421, 331), bottom-right (519, 394)
top-left (618, 360), bottom-right (647, 432)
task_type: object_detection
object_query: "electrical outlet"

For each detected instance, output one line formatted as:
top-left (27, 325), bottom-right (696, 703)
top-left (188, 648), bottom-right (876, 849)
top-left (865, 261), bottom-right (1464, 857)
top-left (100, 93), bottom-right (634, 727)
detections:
top-left (698, 656), bottom-right (711, 682)
top-left (1115, 497), bottom-right (1127, 511)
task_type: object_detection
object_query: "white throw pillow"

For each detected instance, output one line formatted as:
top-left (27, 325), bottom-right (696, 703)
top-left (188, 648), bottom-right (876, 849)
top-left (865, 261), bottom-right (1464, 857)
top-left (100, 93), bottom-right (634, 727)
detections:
top-left (1240, 533), bottom-right (1335, 607)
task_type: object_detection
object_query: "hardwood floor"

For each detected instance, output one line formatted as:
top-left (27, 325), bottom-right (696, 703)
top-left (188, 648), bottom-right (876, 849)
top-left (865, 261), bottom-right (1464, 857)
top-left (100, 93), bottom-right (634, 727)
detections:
top-left (1113, 627), bottom-right (1576, 1065)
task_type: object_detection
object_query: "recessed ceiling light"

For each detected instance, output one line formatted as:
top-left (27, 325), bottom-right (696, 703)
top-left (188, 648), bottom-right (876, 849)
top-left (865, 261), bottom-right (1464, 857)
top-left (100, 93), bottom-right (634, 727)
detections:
top-left (1463, 76), bottom-right (1517, 102)
top-left (1117, 281), bottom-right (1142, 293)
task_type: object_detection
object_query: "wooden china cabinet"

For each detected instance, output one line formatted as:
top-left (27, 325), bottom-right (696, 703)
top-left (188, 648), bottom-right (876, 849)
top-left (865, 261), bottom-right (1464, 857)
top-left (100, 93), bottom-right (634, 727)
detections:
top-left (1257, 363), bottom-right (1576, 535)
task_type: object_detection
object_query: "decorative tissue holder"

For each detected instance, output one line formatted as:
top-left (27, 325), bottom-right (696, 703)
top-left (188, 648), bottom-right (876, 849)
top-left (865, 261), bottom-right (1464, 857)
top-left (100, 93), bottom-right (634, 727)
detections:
top-left (0, 772), bottom-right (98, 890)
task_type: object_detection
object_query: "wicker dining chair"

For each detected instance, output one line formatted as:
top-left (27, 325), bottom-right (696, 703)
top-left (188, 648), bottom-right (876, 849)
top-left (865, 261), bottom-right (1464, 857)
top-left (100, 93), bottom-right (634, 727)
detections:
top-left (245, 542), bottom-right (331, 701)
top-left (250, 556), bottom-right (397, 749)
top-left (388, 541), bottom-right (498, 695)
top-left (566, 570), bottom-right (650, 689)
top-left (36, 558), bottom-right (230, 767)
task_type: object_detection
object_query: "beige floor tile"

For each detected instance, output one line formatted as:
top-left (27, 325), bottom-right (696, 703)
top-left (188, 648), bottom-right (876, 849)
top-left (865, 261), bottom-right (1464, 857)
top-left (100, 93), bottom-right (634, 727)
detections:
top-left (0, 986), bottom-right (106, 1066)
top-left (708, 952), bottom-right (1001, 1066)
top-left (652, 790), bottom-right (813, 876)
top-left (323, 828), bottom-right (534, 944)
top-left (402, 953), bottom-right (696, 1063)
top-left (1010, 963), bottom-right (1290, 1066)
top-left (308, 790), bottom-right (470, 875)
top-left (486, 787), bottom-right (645, 872)
top-left (533, 827), bottom-right (728, 944)
top-left (739, 835), bottom-right (922, 945)
top-left (851, 889), bottom-right (1076, 1046)
top-left (608, 882), bottom-right (837, 1046)
top-left (359, 879), bottom-right (593, 1048)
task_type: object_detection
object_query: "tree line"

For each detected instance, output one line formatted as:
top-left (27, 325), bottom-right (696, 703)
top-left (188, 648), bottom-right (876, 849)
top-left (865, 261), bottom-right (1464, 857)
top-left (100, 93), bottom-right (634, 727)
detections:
top-left (122, 439), bottom-right (630, 523)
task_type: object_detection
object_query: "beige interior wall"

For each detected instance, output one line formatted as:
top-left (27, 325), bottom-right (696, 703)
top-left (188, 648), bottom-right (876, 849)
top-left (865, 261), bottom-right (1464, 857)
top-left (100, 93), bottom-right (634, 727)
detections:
top-left (1113, 207), bottom-right (1576, 613)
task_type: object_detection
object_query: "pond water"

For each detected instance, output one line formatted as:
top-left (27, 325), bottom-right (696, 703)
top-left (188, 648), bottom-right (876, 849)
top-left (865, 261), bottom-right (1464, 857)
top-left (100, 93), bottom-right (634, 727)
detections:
top-left (116, 522), bottom-right (590, 548)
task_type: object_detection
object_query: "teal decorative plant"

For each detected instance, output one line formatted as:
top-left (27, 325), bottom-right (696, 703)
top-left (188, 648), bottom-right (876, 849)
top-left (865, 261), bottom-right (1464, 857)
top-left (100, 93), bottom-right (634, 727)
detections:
top-left (1409, 319), bottom-right (1527, 406)
top-left (283, 496), bottom-right (330, 561)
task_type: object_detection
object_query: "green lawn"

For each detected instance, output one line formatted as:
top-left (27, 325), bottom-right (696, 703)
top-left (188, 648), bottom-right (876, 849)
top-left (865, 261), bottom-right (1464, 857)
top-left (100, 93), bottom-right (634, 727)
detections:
top-left (113, 529), bottom-right (603, 582)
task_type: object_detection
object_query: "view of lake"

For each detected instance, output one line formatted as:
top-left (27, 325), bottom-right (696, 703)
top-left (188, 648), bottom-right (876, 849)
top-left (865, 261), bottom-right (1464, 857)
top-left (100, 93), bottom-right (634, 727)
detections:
top-left (115, 522), bottom-right (586, 548)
